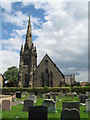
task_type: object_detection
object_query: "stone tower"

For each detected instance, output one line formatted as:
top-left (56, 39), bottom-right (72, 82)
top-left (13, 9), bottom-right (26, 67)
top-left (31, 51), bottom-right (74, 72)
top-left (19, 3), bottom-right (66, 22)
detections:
top-left (18, 16), bottom-right (37, 87)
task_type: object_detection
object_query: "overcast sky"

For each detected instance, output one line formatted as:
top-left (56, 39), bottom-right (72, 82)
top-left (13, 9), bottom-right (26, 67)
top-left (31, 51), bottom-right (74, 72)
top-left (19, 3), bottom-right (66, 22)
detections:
top-left (0, 0), bottom-right (89, 82)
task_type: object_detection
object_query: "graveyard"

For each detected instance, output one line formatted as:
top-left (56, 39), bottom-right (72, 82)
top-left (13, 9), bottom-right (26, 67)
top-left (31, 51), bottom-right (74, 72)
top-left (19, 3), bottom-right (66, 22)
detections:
top-left (1, 90), bottom-right (90, 120)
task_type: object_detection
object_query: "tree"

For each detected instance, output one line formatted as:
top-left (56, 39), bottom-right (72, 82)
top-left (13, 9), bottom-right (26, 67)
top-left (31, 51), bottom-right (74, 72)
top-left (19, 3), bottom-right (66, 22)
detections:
top-left (86, 82), bottom-right (90, 86)
top-left (75, 81), bottom-right (80, 86)
top-left (3, 66), bottom-right (18, 87)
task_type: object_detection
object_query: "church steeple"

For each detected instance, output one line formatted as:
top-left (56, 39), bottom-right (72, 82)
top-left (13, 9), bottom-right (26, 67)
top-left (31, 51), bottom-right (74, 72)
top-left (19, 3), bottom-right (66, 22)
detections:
top-left (24, 16), bottom-right (32, 49)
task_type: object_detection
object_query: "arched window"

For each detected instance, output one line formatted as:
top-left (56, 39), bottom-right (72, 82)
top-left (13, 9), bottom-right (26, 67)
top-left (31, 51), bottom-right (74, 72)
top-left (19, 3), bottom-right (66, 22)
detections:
top-left (46, 68), bottom-right (49, 87)
top-left (41, 73), bottom-right (45, 87)
top-left (25, 73), bottom-right (28, 87)
top-left (50, 71), bottom-right (53, 87)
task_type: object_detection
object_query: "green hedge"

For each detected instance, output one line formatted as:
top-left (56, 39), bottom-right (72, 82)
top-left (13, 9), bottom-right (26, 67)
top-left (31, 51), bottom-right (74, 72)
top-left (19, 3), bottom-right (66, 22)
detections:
top-left (1, 87), bottom-right (70, 95)
top-left (73, 86), bottom-right (90, 94)
top-left (1, 86), bottom-right (90, 95)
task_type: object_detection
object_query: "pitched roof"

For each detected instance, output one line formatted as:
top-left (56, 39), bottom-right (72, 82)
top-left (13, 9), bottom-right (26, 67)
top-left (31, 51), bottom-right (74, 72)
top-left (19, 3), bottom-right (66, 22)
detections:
top-left (37, 53), bottom-right (64, 78)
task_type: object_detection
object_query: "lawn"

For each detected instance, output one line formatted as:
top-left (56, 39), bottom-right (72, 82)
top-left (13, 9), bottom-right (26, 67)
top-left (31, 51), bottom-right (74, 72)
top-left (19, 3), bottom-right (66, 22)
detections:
top-left (1, 94), bottom-right (90, 120)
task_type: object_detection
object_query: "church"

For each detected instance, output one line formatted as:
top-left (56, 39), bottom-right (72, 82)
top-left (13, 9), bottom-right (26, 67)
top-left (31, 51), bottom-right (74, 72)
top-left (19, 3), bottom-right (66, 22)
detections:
top-left (18, 17), bottom-right (66, 87)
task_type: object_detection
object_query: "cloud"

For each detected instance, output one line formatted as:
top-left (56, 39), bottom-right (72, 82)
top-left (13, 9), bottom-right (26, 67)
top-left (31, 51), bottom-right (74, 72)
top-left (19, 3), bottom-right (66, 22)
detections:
top-left (0, 2), bottom-right (12, 12)
top-left (0, 50), bottom-right (19, 74)
top-left (32, 2), bottom-right (88, 81)
top-left (76, 70), bottom-right (88, 82)
top-left (2, 36), bottom-right (23, 50)
top-left (2, 11), bottom-right (28, 27)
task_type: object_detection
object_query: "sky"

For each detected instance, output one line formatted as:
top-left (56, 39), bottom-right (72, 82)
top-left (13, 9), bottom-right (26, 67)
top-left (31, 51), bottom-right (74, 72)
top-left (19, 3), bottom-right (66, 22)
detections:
top-left (0, 0), bottom-right (89, 82)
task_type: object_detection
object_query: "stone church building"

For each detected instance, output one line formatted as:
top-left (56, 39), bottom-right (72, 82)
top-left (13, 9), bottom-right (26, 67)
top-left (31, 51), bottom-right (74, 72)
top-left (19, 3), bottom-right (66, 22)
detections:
top-left (18, 17), bottom-right (72, 87)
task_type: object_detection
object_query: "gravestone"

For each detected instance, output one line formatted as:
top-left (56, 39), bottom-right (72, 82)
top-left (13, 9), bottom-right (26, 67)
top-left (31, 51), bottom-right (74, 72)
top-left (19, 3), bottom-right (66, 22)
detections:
top-left (22, 91), bottom-right (27, 96)
top-left (0, 101), bottom-right (1, 110)
top-left (86, 91), bottom-right (90, 97)
top-left (42, 99), bottom-right (56, 113)
top-left (2, 100), bottom-right (11, 111)
top-left (45, 93), bottom-right (51, 99)
top-left (66, 93), bottom-right (73, 97)
top-left (37, 91), bottom-right (42, 98)
top-left (59, 92), bottom-right (65, 98)
top-left (29, 95), bottom-right (37, 102)
top-left (23, 99), bottom-right (34, 111)
top-left (29, 92), bottom-right (34, 95)
top-left (28, 106), bottom-right (47, 120)
top-left (52, 94), bottom-right (56, 101)
top-left (16, 92), bottom-right (21, 98)
top-left (79, 94), bottom-right (87, 103)
top-left (61, 108), bottom-right (80, 120)
top-left (72, 92), bottom-right (77, 97)
top-left (86, 98), bottom-right (90, 112)
top-left (63, 101), bottom-right (80, 111)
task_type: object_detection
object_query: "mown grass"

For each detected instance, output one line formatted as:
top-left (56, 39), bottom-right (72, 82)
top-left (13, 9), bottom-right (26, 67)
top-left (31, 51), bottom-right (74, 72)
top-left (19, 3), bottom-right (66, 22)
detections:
top-left (1, 95), bottom-right (90, 120)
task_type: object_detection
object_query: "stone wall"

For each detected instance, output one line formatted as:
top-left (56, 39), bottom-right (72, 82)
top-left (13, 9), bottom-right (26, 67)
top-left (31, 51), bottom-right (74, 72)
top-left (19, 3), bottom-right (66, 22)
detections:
top-left (34, 54), bottom-right (64, 87)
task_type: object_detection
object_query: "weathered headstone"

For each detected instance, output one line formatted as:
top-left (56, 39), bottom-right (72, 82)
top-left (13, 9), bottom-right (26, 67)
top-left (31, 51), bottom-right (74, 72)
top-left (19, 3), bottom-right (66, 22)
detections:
top-left (2, 100), bottom-right (11, 111)
top-left (16, 92), bottom-right (21, 98)
top-left (0, 101), bottom-right (2, 110)
top-left (29, 95), bottom-right (37, 102)
top-left (86, 91), bottom-right (90, 97)
top-left (72, 92), bottom-right (77, 97)
top-left (45, 93), bottom-right (51, 99)
top-left (23, 99), bottom-right (34, 111)
top-left (28, 106), bottom-right (47, 120)
top-left (63, 101), bottom-right (80, 111)
top-left (61, 108), bottom-right (80, 120)
top-left (86, 98), bottom-right (90, 112)
top-left (66, 93), bottom-right (73, 97)
top-left (79, 94), bottom-right (87, 103)
top-left (42, 99), bottom-right (56, 113)
top-left (52, 94), bottom-right (56, 101)
top-left (29, 92), bottom-right (34, 96)
top-left (22, 91), bottom-right (27, 96)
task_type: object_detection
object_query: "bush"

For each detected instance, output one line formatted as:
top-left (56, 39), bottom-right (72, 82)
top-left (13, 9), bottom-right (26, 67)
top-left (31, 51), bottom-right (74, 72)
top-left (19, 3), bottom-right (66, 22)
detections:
top-left (1, 87), bottom-right (70, 94)
top-left (1, 87), bottom-right (32, 94)
top-left (73, 86), bottom-right (90, 94)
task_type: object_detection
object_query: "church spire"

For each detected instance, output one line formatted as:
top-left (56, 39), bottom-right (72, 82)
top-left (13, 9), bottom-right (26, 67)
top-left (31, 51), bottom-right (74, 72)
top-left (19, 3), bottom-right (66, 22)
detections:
top-left (25, 16), bottom-right (32, 49)
top-left (27, 16), bottom-right (31, 36)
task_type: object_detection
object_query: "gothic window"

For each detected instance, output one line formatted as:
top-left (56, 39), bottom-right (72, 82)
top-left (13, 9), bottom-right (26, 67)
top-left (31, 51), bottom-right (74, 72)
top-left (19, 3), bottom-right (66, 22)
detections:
top-left (50, 71), bottom-right (53, 87)
top-left (25, 73), bottom-right (28, 87)
top-left (46, 68), bottom-right (49, 87)
top-left (41, 73), bottom-right (45, 87)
